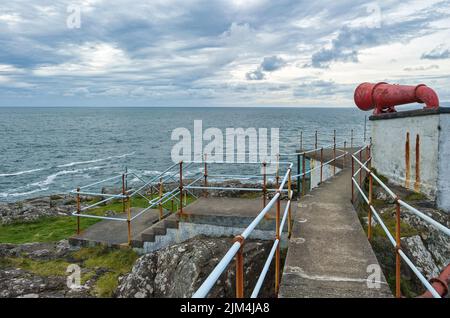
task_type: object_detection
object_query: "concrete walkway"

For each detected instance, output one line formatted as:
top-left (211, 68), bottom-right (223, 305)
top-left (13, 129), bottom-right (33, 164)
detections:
top-left (279, 169), bottom-right (392, 298)
top-left (70, 207), bottom-right (162, 246)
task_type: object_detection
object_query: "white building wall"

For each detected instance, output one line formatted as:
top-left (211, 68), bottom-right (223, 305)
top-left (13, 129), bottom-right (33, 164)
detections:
top-left (437, 115), bottom-right (450, 211)
top-left (370, 110), bottom-right (449, 213)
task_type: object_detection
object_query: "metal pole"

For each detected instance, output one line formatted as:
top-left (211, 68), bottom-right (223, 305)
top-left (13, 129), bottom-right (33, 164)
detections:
top-left (351, 156), bottom-right (354, 204)
top-left (314, 130), bottom-right (318, 158)
top-left (333, 129), bottom-right (336, 176)
top-left (351, 129), bottom-right (354, 149)
top-left (234, 236), bottom-right (244, 298)
top-left (364, 115), bottom-right (367, 143)
top-left (159, 177), bottom-right (163, 220)
top-left (122, 173), bottom-right (126, 214)
top-left (395, 200), bottom-right (401, 298)
top-left (263, 162), bottom-right (267, 208)
top-left (302, 154), bottom-right (306, 196)
top-left (297, 154), bottom-right (301, 198)
top-left (276, 153), bottom-right (280, 187)
top-left (300, 130), bottom-right (303, 151)
top-left (127, 195), bottom-right (132, 246)
top-left (76, 187), bottom-right (81, 235)
top-left (288, 170), bottom-right (292, 238)
top-left (405, 132), bottom-right (410, 189)
top-left (359, 149), bottom-right (362, 186)
top-left (415, 135), bottom-right (420, 192)
top-left (320, 147), bottom-right (323, 183)
top-left (179, 161), bottom-right (183, 215)
top-left (204, 153), bottom-right (208, 197)
top-left (343, 141), bottom-right (347, 168)
top-left (275, 191), bottom-right (281, 295)
top-left (368, 169), bottom-right (373, 241)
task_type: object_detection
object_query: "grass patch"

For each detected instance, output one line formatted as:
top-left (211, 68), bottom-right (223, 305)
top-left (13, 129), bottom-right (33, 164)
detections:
top-left (1, 257), bottom-right (70, 276)
top-left (0, 216), bottom-right (100, 244)
top-left (94, 272), bottom-right (121, 297)
top-left (404, 192), bottom-right (427, 201)
top-left (71, 245), bottom-right (138, 298)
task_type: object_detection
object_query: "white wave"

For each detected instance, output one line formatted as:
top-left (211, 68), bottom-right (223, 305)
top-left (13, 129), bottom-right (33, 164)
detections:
top-left (0, 168), bottom-right (44, 177)
top-left (0, 188), bottom-right (45, 198)
top-left (57, 152), bottom-right (135, 168)
top-left (30, 166), bottom-right (104, 188)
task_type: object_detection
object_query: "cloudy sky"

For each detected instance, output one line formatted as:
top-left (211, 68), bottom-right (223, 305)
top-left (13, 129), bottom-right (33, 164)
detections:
top-left (0, 0), bottom-right (449, 107)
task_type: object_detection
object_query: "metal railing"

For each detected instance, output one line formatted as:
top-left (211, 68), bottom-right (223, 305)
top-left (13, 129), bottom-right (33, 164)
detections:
top-left (351, 144), bottom-right (450, 298)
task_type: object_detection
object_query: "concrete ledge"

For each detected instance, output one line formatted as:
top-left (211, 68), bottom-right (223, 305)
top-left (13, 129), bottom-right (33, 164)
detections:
top-left (369, 107), bottom-right (450, 121)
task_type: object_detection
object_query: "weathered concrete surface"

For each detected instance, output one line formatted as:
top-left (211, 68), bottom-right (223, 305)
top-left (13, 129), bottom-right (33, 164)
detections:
top-left (70, 208), bottom-right (162, 246)
top-left (182, 197), bottom-right (290, 219)
top-left (305, 147), bottom-right (360, 170)
top-left (370, 108), bottom-right (450, 213)
top-left (279, 169), bottom-right (392, 298)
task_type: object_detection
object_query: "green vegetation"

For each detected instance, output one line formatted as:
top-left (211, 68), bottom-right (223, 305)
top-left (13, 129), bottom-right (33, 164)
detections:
top-left (0, 216), bottom-right (100, 244)
top-left (404, 192), bottom-right (427, 201)
top-left (1, 257), bottom-right (71, 276)
top-left (71, 246), bottom-right (138, 297)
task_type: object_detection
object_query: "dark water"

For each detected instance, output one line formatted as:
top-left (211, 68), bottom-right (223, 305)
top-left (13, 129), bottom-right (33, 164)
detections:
top-left (0, 107), bottom-right (368, 202)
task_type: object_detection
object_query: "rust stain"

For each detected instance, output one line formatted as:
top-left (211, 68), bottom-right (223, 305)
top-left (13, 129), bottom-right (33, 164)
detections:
top-left (405, 132), bottom-right (410, 189)
top-left (414, 134), bottom-right (421, 192)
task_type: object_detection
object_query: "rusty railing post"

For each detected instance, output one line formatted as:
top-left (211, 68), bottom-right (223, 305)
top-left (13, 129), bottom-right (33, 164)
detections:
top-left (343, 140), bottom-right (347, 168)
top-left (333, 129), bottom-right (336, 176)
top-left (302, 154), bottom-right (306, 196)
top-left (351, 129), bottom-right (354, 149)
top-left (122, 173), bottom-right (126, 214)
top-left (234, 235), bottom-right (245, 298)
top-left (299, 130), bottom-right (303, 151)
top-left (276, 153), bottom-right (280, 187)
top-left (351, 155), bottom-right (354, 204)
top-left (320, 147), bottom-right (323, 183)
top-left (171, 198), bottom-right (174, 212)
top-left (159, 177), bottom-right (163, 220)
top-left (262, 162), bottom-right (267, 208)
top-left (405, 132), bottom-right (410, 189)
top-left (76, 187), bottom-right (81, 235)
top-left (414, 134), bottom-right (420, 192)
top-left (127, 195), bottom-right (132, 246)
top-left (314, 130), bottom-right (318, 158)
top-left (368, 173), bottom-right (373, 241)
top-left (288, 169), bottom-right (292, 238)
top-left (275, 191), bottom-right (281, 295)
top-left (179, 161), bottom-right (183, 215)
top-left (204, 153), bottom-right (208, 197)
top-left (395, 199), bottom-right (401, 298)
top-left (297, 153), bottom-right (301, 198)
top-left (359, 149), bottom-right (362, 186)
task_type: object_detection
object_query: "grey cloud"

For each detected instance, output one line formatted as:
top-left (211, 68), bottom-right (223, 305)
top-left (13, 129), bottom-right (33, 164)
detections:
top-left (246, 67), bottom-right (265, 80)
top-left (261, 56), bottom-right (286, 71)
top-left (421, 45), bottom-right (450, 60)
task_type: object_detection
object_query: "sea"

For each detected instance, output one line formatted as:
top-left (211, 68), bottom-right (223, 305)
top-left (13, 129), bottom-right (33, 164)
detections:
top-left (0, 107), bottom-right (369, 202)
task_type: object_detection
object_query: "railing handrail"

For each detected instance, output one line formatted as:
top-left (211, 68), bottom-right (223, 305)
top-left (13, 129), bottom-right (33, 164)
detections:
top-left (351, 145), bottom-right (450, 298)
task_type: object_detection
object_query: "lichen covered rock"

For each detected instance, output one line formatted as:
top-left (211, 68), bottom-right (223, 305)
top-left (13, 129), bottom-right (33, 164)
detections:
top-left (116, 236), bottom-right (274, 298)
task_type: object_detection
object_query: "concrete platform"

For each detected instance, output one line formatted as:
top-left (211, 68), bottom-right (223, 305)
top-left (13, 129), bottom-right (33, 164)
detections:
top-left (70, 207), bottom-right (163, 246)
top-left (279, 169), bottom-right (392, 298)
top-left (182, 196), bottom-right (293, 220)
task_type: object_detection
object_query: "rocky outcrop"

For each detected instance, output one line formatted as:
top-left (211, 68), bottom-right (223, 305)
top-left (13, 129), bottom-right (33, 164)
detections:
top-left (116, 236), bottom-right (274, 298)
top-left (400, 235), bottom-right (440, 279)
top-left (0, 194), bottom-right (93, 225)
top-left (0, 240), bottom-right (71, 259)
